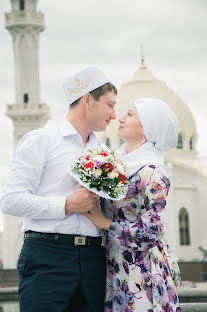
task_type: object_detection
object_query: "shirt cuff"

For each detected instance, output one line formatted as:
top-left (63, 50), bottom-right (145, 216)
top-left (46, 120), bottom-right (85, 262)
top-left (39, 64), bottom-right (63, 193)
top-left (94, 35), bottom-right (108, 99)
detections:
top-left (47, 196), bottom-right (67, 219)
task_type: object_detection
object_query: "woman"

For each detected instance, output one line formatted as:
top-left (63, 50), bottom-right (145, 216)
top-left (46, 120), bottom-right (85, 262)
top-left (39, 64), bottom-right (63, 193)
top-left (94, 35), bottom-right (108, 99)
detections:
top-left (82, 98), bottom-right (182, 312)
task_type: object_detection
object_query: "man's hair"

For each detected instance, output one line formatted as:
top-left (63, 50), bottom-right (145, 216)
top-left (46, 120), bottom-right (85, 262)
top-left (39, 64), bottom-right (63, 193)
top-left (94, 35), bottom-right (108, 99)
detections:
top-left (69, 82), bottom-right (117, 109)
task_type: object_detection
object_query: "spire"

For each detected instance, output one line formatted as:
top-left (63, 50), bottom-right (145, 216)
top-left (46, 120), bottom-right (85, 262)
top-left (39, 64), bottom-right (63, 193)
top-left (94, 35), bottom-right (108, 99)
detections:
top-left (139, 43), bottom-right (147, 70)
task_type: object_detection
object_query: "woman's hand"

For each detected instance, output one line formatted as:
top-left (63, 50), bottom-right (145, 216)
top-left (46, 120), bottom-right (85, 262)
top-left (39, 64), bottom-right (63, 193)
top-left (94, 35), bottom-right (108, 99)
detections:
top-left (81, 202), bottom-right (112, 231)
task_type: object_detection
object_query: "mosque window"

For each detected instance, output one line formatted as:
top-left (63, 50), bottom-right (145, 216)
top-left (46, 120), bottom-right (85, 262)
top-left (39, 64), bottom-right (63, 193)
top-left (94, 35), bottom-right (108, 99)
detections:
top-left (19, 0), bottom-right (25, 10)
top-left (24, 93), bottom-right (29, 103)
top-left (179, 207), bottom-right (190, 245)
top-left (106, 138), bottom-right (111, 149)
top-left (177, 134), bottom-right (183, 149)
top-left (119, 139), bottom-right (124, 147)
top-left (190, 137), bottom-right (193, 150)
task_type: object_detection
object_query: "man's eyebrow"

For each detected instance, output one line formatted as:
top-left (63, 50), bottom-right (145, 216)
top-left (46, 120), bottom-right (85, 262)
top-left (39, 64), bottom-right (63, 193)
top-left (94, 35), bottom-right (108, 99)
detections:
top-left (108, 101), bottom-right (116, 105)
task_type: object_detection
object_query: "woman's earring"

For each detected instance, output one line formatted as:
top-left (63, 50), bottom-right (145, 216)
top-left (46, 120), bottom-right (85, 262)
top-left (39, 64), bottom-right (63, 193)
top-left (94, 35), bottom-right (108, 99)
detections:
top-left (142, 136), bottom-right (146, 144)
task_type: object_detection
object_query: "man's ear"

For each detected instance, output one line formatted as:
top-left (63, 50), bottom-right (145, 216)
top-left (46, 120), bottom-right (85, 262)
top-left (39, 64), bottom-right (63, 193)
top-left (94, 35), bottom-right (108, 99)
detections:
top-left (82, 93), bottom-right (91, 110)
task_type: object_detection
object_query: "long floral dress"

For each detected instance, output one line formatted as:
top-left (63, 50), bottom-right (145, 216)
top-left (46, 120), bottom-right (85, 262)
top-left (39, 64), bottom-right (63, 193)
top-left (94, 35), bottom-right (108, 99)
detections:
top-left (104, 165), bottom-right (182, 312)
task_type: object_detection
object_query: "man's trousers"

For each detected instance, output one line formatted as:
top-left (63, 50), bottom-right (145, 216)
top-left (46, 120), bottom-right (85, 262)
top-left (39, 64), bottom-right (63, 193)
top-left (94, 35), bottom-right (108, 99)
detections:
top-left (18, 237), bottom-right (106, 312)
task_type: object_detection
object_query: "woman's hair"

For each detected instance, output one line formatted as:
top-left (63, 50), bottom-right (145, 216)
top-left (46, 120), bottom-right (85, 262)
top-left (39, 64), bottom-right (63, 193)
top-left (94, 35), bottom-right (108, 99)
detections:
top-left (70, 82), bottom-right (117, 109)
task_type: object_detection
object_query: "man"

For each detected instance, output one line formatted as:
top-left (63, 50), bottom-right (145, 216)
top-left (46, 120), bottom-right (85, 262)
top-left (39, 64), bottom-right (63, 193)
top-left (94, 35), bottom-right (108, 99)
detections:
top-left (0, 66), bottom-right (117, 312)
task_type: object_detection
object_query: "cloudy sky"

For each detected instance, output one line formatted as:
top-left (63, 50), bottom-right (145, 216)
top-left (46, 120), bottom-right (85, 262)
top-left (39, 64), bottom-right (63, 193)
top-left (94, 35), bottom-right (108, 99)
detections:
top-left (0, 0), bottom-right (207, 172)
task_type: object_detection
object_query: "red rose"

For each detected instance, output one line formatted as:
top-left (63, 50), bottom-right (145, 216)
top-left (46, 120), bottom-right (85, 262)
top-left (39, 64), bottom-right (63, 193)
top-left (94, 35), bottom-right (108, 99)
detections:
top-left (86, 155), bottom-right (90, 160)
top-left (101, 163), bottom-right (113, 173)
top-left (118, 173), bottom-right (126, 184)
top-left (84, 162), bottom-right (94, 171)
top-left (100, 152), bottom-right (108, 157)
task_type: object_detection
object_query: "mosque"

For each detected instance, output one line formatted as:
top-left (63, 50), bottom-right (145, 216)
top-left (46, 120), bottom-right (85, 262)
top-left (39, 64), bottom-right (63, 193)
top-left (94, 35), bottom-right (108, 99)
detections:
top-left (1, 0), bottom-right (207, 269)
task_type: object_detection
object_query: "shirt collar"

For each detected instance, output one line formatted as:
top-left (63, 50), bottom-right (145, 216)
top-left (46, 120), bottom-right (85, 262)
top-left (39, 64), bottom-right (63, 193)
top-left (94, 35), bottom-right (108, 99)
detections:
top-left (60, 119), bottom-right (79, 137)
top-left (60, 119), bottom-right (101, 147)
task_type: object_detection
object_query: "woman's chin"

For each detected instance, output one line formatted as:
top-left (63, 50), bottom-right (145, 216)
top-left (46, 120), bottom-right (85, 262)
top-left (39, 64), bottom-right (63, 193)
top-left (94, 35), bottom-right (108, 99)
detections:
top-left (117, 130), bottom-right (122, 138)
top-left (117, 132), bottom-right (125, 140)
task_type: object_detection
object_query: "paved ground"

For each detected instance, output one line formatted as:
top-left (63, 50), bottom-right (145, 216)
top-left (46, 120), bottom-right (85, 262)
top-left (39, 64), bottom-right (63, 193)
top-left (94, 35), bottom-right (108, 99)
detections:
top-left (183, 281), bottom-right (207, 289)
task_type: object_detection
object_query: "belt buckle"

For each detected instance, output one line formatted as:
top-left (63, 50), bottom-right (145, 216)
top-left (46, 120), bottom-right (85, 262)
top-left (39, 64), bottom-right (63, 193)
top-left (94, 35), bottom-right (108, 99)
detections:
top-left (101, 235), bottom-right (106, 247)
top-left (74, 236), bottom-right (86, 246)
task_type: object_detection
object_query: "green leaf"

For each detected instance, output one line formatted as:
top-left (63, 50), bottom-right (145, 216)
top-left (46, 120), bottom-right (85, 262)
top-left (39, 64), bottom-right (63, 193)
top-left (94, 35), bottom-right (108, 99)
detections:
top-left (100, 181), bottom-right (107, 187)
top-left (114, 177), bottom-right (121, 184)
top-left (105, 178), bottom-right (113, 183)
top-left (72, 168), bottom-right (81, 174)
top-left (103, 186), bottom-right (111, 193)
top-left (90, 180), bottom-right (99, 187)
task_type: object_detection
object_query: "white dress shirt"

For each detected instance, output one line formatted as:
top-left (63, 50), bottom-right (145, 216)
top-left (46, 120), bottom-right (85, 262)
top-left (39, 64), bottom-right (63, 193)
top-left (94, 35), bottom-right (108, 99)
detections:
top-left (0, 119), bottom-right (103, 236)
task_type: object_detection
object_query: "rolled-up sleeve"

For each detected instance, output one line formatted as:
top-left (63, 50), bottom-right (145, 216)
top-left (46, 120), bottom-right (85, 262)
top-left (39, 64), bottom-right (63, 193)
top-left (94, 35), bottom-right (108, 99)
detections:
top-left (0, 130), bottom-right (66, 219)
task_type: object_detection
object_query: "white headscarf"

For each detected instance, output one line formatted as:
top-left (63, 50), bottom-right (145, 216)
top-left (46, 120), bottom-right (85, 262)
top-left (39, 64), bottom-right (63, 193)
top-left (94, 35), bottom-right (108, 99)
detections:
top-left (135, 98), bottom-right (178, 152)
top-left (118, 98), bottom-right (178, 177)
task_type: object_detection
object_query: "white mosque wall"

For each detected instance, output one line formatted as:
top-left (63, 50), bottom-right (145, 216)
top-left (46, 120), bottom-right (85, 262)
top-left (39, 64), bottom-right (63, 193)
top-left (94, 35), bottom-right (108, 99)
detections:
top-left (198, 176), bottom-right (207, 250)
top-left (173, 165), bottom-right (206, 261)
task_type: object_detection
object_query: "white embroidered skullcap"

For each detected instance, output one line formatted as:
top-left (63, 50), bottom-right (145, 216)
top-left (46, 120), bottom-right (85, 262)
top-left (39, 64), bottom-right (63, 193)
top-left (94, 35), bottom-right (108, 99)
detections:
top-left (134, 98), bottom-right (178, 151)
top-left (63, 66), bottom-right (110, 106)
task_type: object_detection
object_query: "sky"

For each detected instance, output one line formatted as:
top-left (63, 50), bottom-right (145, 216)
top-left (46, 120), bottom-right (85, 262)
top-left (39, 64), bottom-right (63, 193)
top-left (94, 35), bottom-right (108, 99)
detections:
top-left (0, 0), bottom-right (207, 172)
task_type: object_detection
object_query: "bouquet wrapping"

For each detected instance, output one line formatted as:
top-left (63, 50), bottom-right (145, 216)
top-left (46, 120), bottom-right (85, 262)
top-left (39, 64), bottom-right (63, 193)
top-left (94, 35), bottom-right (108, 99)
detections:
top-left (70, 147), bottom-right (129, 200)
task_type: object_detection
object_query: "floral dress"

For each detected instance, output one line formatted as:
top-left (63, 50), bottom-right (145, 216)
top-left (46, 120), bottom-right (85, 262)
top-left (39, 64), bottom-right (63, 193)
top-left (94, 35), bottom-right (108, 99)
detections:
top-left (104, 165), bottom-right (182, 312)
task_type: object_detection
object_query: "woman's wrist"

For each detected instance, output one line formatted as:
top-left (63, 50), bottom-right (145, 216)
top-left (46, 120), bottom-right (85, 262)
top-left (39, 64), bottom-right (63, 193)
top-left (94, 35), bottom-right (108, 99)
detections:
top-left (103, 218), bottom-right (112, 231)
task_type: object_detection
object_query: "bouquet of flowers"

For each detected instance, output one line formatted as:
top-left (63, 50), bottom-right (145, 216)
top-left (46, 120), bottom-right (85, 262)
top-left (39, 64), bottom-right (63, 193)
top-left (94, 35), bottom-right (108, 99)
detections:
top-left (70, 147), bottom-right (129, 200)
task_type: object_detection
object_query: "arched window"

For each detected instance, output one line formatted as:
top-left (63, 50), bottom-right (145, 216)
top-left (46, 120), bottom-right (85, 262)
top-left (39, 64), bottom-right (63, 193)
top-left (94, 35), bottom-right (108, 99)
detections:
top-left (177, 134), bottom-right (183, 149)
top-left (106, 137), bottom-right (111, 149)
top-left (190, 137), bottom-right (193, 150)
top-left (119, 139), bottom-right (124, 147)
top-left (179, 207), bottom-right (190, 245)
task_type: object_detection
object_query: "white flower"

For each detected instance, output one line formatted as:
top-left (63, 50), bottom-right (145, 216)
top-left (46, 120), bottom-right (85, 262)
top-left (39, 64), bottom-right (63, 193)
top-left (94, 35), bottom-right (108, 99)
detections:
top-left (95, 168), bottom-right (102, 177)
top-left (108, 171), bottom-right (117, 179)
top-left (94, 155), bottom-right (105, 162)
top-left (117, 163), bottom-right (125, 175)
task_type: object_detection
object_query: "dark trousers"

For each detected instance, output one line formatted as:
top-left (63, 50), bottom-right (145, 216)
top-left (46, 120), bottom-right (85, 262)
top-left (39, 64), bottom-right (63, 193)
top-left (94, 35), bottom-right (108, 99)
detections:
top-left (17, 238), bottom-right (106, 312)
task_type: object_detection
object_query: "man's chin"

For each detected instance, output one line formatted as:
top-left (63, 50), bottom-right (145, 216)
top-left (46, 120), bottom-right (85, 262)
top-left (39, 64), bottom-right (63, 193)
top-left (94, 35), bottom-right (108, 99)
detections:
top-left (94, 125), bottom-right (106, 132)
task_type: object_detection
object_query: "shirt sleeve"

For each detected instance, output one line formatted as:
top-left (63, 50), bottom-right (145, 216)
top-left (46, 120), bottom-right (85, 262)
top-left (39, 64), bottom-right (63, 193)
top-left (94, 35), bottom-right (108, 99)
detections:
top-left (0, 130), bottom-right (66, 220)
top-left (108, 166), bottom-right (169, 249)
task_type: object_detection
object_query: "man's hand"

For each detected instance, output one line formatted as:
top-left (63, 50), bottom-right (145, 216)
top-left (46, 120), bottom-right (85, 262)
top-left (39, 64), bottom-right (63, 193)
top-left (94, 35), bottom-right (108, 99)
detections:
top-left (65, 184), bottom-right (98, 214)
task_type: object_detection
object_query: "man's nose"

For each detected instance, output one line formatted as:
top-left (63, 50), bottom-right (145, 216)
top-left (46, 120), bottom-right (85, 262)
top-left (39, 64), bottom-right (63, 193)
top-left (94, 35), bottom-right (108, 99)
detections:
top-left (111, 109), bottom-right (116, 120)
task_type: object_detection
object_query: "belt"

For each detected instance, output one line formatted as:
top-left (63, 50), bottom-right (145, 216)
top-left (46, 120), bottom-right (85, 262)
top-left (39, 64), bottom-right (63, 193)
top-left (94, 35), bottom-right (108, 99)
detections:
top-left (24, 231), bottom-right (103, 247)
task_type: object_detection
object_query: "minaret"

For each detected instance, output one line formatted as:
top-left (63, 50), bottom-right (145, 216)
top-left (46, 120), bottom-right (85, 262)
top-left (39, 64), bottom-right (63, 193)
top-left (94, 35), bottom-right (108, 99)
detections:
top-left (5, 0), bottom-right (50, 147)
top-left (3, 0), bottom-right (50, 268)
